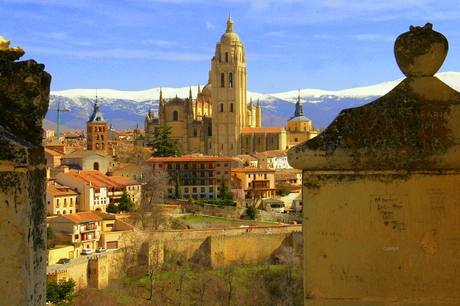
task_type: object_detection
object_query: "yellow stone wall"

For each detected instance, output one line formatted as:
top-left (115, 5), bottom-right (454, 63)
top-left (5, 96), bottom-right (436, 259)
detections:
top-left (302, 171), bottom-right (460, 303)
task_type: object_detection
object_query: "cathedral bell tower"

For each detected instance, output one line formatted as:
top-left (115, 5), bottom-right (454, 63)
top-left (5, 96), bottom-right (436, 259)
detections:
top-left (210, 16), bottom-right (247, 157)
top-left (86, 97), bottom-right (108, 154)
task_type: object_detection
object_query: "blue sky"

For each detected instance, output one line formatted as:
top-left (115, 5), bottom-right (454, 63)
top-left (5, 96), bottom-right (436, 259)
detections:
top-left (2, 0), bottom-right (460, 93)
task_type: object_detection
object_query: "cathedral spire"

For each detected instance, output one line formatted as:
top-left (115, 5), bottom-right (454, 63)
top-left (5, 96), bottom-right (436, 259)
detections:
top-left (226, 14), bottom-right (234, 33)
top-left (294, 89), bottom-right (304, 117)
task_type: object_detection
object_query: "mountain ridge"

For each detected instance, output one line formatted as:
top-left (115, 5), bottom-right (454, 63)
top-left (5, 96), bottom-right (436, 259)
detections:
top-left (46, 72), bottom-right (460, 131)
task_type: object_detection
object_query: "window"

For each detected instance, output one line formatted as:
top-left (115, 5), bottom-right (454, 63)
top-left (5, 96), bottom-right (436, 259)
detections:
top-left (96, 135), bottom-right (99, 140)
top-left (225, 52), bottom-right (228, 62)
top-left (193, 188), bottom-right (197, 193)
top-left (221, 73), bottom-right (225, 87)
top-left (220, 103), bottom-right (224, 112)
top-left (193, 128), bottom-right (197, 137)
top-left (173, 111), bottom-right (178, 121)
top-left (184, 188), bottom-right (189, 193)
top-left (294, 138), bottom-right (298, 142)
top-left (224, 163), bottom-right (228, 167)
top-left (93, 162), bottom-right (99, 171)
top-left (230, 103), bottom-right (234, 112)
top-left (101, 135), bottom-right (104, 141)
top-left (229, 73), bottom-right (233, 87)
top-left (201, 187), bottom-right (206, 193)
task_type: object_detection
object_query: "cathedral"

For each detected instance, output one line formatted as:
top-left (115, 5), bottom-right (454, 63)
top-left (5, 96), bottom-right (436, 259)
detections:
top-left (136, 16), bottom-right (315, 157)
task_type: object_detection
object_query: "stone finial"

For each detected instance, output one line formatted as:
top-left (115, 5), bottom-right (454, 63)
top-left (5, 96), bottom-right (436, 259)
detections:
top-left (0, 36), bottom-right (25, 62)
top-left (394, 23), bottom-right (448, 77)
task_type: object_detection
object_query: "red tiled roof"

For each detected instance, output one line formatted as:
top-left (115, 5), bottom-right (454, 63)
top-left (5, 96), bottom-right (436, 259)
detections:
top-left (62, 150), bottom-right (106, 159)
top-left (44, 148), bottom-right (63, 156)
top-left (241, 126), bottom-right (286, 134)
top-left (147, 155), bottom-right (232, 163)
top-left (109, 176), bottom-right (140, 185)
top-left (232, 166), bottom-right (275, 173)
top-left (63, 170), bottom-right (138, 188)
top-left (56, 211), bottom-right (103, 223)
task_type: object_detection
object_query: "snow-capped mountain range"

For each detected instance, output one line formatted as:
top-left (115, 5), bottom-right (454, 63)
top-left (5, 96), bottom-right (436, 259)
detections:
top-left (45, 72), bottom-right (460, 131)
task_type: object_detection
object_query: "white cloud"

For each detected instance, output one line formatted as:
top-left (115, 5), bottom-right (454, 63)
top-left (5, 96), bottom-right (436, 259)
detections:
top-left (206, 21), bottom-right (215, 30)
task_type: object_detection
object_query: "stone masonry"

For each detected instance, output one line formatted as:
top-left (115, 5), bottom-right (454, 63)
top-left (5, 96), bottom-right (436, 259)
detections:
top-left (0, 37), bottom-right (50, 305)
top-left (289, 23), bottom-right (460, 304)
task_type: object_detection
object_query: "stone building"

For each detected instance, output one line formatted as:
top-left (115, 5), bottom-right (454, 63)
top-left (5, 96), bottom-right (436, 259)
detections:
top-left (87, 98), bottom-right (108, 154)
top-left (139, 17), bottom-right (298, 157)
top-left (286, 92), bottom-right (318, 145)
top-left (146, 155), bottom-right (232, 200)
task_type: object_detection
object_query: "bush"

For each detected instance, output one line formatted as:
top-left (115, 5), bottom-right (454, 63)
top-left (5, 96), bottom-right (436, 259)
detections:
top-left (194, 199), bottom-right (235, 207)
top-left (47, 278), bottom-right (76, 305)
top-left (246, 206), bottom-right (257, 220)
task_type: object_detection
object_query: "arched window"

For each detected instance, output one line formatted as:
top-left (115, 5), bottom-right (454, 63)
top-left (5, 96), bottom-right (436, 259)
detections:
top-left (304, 127), bottom-right (307, 131)
top-left (173, 111), bottom-right (178, 121)
top-left (63, 210), bottom-right (67, 214)
top-left (294, 138), bottom-right (298, 142)
top-left (193, 128), bottom-right (197, 137)
top-left (98, 127), bottom-right (102, 132)
top-left (96, 135), bottom-right (99, 140)
top-left (258, 137), bottom-right (261, 144)
top-left (94, 162), bottom-right (100, 171)
top-left (229, 73), bottom-right (233, 87)
top-left (101, 143), bottom-right (105, 150)
top-left (230, 103), bottom-right (234, 112)
top-left (221, 73), bottom-right (225, 87)
top-left (101, 135), bottom-right (104, 141)
top-left (95, 143), bottom-right (99, 150)
top-left (220, 103), bottom-right (224, 112)
top-left (94, 127), bottom-right (97, 132)
top-left (225, 52), bottom-right (228, 62)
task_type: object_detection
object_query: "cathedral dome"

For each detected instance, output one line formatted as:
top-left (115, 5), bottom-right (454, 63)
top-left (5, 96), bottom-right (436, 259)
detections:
top-left (202, 83), bottom-right (212, 100)
top-left (220, 16), bottom-right (240, 44)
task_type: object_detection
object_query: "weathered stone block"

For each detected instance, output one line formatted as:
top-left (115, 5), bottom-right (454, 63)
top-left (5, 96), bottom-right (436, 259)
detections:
top-left (0, 37), bottom-right (50, 305)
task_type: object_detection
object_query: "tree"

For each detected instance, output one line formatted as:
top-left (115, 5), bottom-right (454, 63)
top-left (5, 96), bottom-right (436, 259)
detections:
top-left (47, 227), bottom-right (55, 249)
top-left (246, 205), bottom-right (256, 220)
top-left (219, 175), bottom-right (230, 199)
top-left (147, 126), bottom-right (181, 157)
top-left (119, 188), bottom-right (135, 212)
top-left (116, 145), bottom-right (151, 165)
top-left (106, 202), bottom-right (119, 214)
top-left (174, 171), bottom-right (182, 199)
top-left (46, 278), bottom-right (76, 305)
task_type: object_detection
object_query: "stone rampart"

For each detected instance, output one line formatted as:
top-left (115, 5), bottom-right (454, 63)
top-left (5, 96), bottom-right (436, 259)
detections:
top-left (46, 226), bottom-right (302, 289)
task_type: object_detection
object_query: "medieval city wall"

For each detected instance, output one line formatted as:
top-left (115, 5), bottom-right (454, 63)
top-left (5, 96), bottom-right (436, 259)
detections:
top-left (47, 228), bottom-right (302, 290)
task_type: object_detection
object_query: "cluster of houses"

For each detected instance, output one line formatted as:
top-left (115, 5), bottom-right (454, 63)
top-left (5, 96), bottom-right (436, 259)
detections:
top-left (43, 102), bottom-right (304, 265)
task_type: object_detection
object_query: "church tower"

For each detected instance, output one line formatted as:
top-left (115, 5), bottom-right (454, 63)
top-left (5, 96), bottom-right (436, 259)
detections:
top-left (86, 98), bottom-right (108, 153)
top-left (209, 16), bottom-right (247, 156)
top-left (287, 90), bottom-right (317, 144)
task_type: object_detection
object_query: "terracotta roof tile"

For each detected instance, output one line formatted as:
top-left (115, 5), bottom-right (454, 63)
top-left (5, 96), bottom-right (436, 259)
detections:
top-left (241, 126), bottom-right (286, 134)
top-left (147, 155), bottom-right (232, 163)
top-left (56, 211), bottom-right (103, 223)
top-left (63, 170), bottom-right (137, 188)
top-left (62, 150), bottom-right (106, 159)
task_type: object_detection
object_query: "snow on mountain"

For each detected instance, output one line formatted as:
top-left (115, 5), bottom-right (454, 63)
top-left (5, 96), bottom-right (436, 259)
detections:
top-left (47, 71), bottom-right (460, 131)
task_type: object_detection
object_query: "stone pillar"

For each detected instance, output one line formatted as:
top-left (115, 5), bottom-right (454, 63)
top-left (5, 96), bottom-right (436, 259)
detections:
top-left (0, 37), bottom-right (50, 305)
top-left (289, 24), bottom-right (460, 304)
